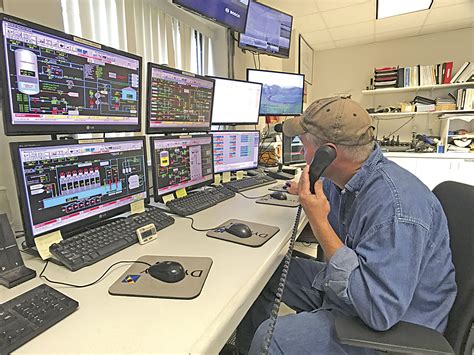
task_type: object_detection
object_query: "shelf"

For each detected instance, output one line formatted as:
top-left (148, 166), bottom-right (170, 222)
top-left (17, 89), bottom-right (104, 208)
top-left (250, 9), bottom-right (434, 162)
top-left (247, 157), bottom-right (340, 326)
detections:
top-left (362, 82), bottom-right (474, 95)
top-left (369, 110), bottom-right (474, 118)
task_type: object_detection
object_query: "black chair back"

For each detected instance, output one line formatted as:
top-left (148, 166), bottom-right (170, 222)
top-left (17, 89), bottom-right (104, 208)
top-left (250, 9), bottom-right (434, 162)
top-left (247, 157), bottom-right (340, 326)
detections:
top-left (433, 181), bottom-right (474, 355)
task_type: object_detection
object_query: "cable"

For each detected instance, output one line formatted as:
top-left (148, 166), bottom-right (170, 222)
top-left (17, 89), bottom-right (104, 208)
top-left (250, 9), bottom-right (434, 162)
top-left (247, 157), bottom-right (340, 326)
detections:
top-left (39, 260), bottom-right (152, 288)
top-left (260, 206), bottom-right (302, 355)
top-left (179, 215), bottom-right (223, 232)
top-left (386, 116), bottom-right (415, 137)
top-left (237, 191), bottom-right (268, 200)
top-left (252, 53), bottom-right (258, 69)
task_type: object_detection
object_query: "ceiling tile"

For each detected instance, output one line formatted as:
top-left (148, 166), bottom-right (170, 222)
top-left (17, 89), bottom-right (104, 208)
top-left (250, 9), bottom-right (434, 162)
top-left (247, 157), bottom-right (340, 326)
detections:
top-left (329, 20), bottom-right (375, 40)
top-left (294, 13), bottom-right (326, 33)
top-left (302, 28), bottom-right (333, 44)
top-left (259, 0), bottom-right (319, 18)
top-left (375, 26), bottom-right (421, 41)
top-left (432, 0), bottom-right (472, 8)
top-left (375, 11), bottom-right (428, 33)
top-left (424, 2), bottom-right (474, 25)
top-left (335, 35), bottom-right (374, 48)
top-left (315, 0), bottom-right (370, 12)
top-left (321, 1), bottom-right (375, 28)
top-left (311, 41), bottom-right (336, 51)
top-left (420, 19), bottom-right (473, 35)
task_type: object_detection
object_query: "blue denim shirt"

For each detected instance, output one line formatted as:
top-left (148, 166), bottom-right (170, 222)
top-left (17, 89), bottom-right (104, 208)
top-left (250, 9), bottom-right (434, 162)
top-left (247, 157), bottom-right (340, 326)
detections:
top-left (313, 145), bottom-right (457, 332)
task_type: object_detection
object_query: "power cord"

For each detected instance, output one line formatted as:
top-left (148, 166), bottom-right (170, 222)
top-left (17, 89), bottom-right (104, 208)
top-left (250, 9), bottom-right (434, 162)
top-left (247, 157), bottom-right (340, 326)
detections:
top-left (39, 260), bottom-right (152, 288)
top-left (237, 191), bottom-right (269, 200)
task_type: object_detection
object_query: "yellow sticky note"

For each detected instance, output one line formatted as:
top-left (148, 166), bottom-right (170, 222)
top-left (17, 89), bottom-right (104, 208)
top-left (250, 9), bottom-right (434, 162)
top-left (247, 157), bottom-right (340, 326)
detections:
top-left (236, 171), bottom-right (244, 180)
top-left (130, 199), bottom-right (145, 215)
top-left (222, 171), bottom-right (231, 183)
top-left (34, 230), bottom-right (63, 260)
top-left (214, 174), bottom-right (222, 185)
top-left (176, 188), bottom-right (187, 198)
top-left (162, 194), bottom-right (175, 204)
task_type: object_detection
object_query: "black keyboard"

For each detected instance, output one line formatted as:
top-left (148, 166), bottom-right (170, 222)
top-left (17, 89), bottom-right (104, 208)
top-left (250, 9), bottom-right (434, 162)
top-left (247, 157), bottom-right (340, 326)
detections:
top-left (166, 185), bottom-right (235, 216)
top-left (0, 284), bottom-right (78, 354)
top-left (49, 206), bottom-right (175, 271)
top-left (223, 175), bottom-right (276, 192)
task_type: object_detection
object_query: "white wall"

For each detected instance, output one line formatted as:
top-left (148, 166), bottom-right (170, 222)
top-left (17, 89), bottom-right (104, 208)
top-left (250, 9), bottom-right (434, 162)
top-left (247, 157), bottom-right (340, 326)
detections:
top-left (310, 27), bottom-right (474, 141)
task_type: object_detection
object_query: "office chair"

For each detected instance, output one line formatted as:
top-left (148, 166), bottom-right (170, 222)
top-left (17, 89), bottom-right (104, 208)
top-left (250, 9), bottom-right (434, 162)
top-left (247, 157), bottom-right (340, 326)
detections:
top-left (334, 181), bottom-right (474, 355)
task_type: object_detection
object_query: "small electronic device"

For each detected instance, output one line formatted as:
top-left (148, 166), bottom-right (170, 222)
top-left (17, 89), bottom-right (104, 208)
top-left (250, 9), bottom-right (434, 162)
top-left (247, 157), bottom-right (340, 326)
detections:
top-left (0, 14), bottom-right (142, 136)
top-left (148, 261), bottom-right (185, 283)
top-left (225, 223), bottom-right (252, 239)
top-left (136, 223), bottom-right (158, 244)
top-left (10, 137), bottom-right (149, 248)
top-left (209, 77), bottom-right (262, 125)
top-left (309, 145), bottom-right (337, 193)
top-left (239, 1), bottom-right (293, 58)
top-left (146, 63), bottom-right (215, 133)
top-left (172, 0), bottom-right (250, 32)
top-left (210, 131), bottom-right (260, 174)
top-left (269, 191), bottom-right (287, 201)
top-left (247, 69), bottom-right (304, 116)
top-left (150, 135), bottom-right (214, 200)
top-left (283, 135), bottom-right (306, 165)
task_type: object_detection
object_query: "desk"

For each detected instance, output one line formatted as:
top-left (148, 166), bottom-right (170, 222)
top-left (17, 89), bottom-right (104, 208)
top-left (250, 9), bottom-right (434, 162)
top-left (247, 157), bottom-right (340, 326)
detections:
top-left (2, 184), bottom-right (308, 354)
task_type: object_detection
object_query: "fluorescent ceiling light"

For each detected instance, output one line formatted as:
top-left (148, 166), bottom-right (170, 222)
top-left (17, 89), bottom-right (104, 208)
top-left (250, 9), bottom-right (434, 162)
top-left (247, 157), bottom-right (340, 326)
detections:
top-left (377, 0), bottom-right (433, 19)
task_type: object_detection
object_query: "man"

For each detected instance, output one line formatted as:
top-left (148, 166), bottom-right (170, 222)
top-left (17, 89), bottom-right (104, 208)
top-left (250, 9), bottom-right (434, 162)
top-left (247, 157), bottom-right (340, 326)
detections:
top-left (235, 97), bottom-right (457, 354)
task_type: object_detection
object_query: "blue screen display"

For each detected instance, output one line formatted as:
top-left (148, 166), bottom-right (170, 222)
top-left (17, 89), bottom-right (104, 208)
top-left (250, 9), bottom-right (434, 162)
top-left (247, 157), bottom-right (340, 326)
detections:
top-left (174, 0), bottom-right (249, 33)
top-left (239, 2), bottom-right (293, 58)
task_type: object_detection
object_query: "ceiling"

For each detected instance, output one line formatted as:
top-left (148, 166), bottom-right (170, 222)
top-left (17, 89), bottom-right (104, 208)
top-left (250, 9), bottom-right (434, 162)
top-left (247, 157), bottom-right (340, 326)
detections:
top-left (259, 0), bottom-right (474, 51)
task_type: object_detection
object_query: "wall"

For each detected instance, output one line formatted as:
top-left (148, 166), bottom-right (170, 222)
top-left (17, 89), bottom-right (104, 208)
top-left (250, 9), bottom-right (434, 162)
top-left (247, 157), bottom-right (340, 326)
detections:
top-left (310, 27), bottom-right (474, 141)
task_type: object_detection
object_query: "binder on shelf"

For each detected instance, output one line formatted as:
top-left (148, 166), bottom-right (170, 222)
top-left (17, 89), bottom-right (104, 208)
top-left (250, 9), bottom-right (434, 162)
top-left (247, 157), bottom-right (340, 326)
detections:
top-left (443, 61), bottom-right (453, 84)
top-left (451, 61), bottom-right (471, 83)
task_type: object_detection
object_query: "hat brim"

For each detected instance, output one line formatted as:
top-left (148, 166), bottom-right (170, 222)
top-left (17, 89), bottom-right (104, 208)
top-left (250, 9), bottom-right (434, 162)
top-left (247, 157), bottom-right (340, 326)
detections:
top-left (282, 116), bottom-right (306, 137)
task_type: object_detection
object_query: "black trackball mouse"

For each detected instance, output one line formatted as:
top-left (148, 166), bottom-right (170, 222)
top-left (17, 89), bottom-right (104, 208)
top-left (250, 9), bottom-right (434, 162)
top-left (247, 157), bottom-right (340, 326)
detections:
top-left (148, 261), bottom-right (185, 283)
top-left (225, 223), bottom-right (252, 238)
top-left (270, 191), bottom-right (288, 200)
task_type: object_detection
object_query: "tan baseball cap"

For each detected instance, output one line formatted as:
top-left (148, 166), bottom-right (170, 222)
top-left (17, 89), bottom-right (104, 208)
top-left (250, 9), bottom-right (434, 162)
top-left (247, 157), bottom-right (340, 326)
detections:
top-left (282, 96), bottom-right (374, 146)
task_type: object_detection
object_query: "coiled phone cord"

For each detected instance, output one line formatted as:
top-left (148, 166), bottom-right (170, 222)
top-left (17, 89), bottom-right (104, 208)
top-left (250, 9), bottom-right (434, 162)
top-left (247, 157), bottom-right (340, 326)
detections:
top-left (260, 205), bottom-right (303, 355)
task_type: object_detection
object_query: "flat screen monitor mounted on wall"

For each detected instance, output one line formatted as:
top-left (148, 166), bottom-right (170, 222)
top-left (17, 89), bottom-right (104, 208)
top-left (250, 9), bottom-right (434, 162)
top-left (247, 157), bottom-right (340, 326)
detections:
top-left (239, 1), bottom-right (293, 58)
top-left (173, 0), bottom-right (250, 33)
top-left (0, 14), bottom-right (142, 136)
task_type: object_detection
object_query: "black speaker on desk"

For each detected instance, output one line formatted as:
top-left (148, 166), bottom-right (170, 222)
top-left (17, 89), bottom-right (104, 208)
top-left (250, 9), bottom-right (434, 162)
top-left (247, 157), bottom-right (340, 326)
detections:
top-left (0, 213), bottom-right (36, 288)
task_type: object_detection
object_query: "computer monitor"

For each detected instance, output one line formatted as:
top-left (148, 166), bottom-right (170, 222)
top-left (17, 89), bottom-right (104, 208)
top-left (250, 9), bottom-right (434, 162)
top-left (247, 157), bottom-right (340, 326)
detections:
top-left (247, 69), bottom-right (304, 116)
top-left (0, 14), bottom-right (142, 136)
top-left (239, 2), bottom-right (293, 58)
top-left (150, 135), bottom-right (214, 200)
top-left (172, 0), bottom-right (250, 33)
top-left (10, 137), bottom-right (148, 247)
top-left (210, 77), bottom-right (262, 125)
top-left (282, 135), bottom-right (305, 165)
top-left (210, 130), bottom-right (260, 173)
top-left (146, 63), bottom-right (215, 133)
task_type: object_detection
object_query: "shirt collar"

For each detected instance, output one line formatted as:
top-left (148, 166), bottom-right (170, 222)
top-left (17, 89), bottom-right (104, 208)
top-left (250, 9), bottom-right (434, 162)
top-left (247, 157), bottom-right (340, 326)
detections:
top-left (344, 143), bottom-right (383, 193)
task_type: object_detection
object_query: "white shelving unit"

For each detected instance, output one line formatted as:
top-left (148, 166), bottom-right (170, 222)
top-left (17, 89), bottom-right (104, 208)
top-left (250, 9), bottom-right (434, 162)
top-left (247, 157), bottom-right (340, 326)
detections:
top-left (362, 82), bottom-right (474, 95)
top-left (369, 110), bottom-right (474, 118)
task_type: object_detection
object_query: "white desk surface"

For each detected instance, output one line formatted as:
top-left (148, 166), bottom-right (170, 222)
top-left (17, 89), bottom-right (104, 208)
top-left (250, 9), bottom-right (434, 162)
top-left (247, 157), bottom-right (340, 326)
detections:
top-left (2, 184), bottom-right (308, 354)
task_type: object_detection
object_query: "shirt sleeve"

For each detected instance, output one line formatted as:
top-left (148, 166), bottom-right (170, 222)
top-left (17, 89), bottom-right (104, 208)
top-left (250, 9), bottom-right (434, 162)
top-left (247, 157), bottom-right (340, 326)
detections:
top-left (321, 219), bottom-right (430, 331)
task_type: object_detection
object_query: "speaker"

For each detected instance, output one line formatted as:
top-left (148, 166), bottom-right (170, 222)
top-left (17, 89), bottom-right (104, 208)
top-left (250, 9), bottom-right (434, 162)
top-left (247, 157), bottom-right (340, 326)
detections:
top-left (0, 213), bottom-right (36, 288)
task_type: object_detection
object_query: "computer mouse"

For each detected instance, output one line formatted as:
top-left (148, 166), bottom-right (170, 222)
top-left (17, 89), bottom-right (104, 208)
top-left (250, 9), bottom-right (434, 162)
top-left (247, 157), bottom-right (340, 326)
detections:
top-left (148, 261), bottom-right (185, 283)
top-left (225, 223), bottom-right (253, 238)
top-left (270, 191), bottom-right (288, 200)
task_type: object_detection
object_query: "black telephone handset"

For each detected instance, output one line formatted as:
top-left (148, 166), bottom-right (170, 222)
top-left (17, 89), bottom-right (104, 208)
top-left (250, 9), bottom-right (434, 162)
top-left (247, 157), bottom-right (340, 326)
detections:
top-left (309, 145), bottom-right (338, 193)
top-left (260, 144), bottom-right (337, 355)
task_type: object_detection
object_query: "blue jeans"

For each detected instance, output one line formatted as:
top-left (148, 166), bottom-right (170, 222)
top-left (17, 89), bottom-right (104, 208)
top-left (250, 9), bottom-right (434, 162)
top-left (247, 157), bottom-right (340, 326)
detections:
top-left (236, 257), bottom-right (378, 354)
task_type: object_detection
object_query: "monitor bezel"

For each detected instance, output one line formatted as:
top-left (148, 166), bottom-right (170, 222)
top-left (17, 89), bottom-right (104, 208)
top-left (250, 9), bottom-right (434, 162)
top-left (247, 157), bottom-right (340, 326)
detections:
top-left (208, 76), bottom-right (262, 125)
top-left (172, 0), bottom-right (249, 33)
top-left (145, 63), bottom-right (215, 134)
top-left (10, 136), bottom-right (149, 248)
top-left (238, 2), bottom-right (294, 59)
top-left (210, 130), bottom-right (260, 173)
top-left (149, 134), bottom-right (215, 202)
top-left (0, 14), bottom-right (143, 136)
top-left (282, 134), bottom-right (305, 165)
top-left (246, 68), bottom-right (305, 116)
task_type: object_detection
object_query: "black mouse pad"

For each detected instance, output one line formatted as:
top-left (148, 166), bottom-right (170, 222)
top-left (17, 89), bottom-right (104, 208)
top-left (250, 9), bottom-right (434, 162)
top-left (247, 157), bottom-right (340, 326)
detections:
top-left (206, 219), bottom-right (280, 247)
top-left (108, 256), bottom-right (212, 299)
top-left (256, 194), bottom-right (300, 207)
